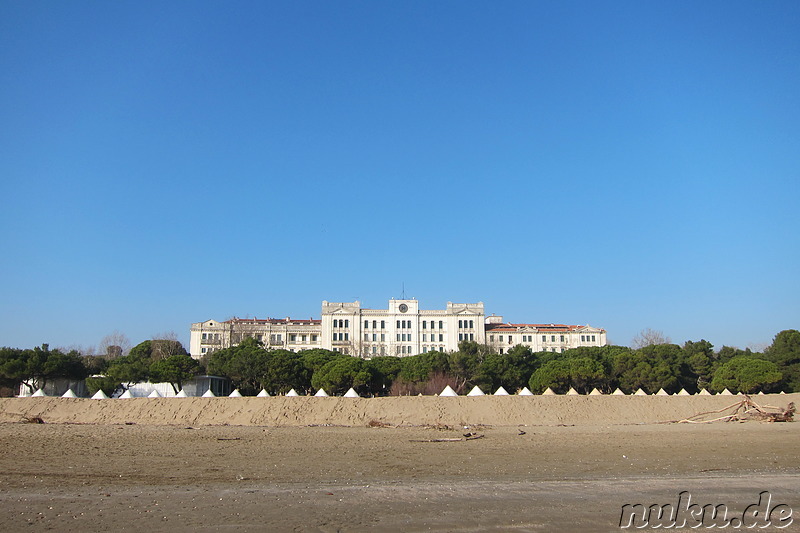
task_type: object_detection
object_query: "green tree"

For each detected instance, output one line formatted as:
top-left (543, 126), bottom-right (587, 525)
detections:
top-left (528, 356), bottom-right (605, 394)
top-left (150, 354), bottom-right (201, 394)
top-left (710, 356), bottom-right (783, 393)
top-left (311, 357), bottom-right (377, 395)
top-left (764, 330), bottom-right (800, 392)
top-left (263, 349), bottom-right (309, 394)
top-left (206, 337), bottom-right (271, 395)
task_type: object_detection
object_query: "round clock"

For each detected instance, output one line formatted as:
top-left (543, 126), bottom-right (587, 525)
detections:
top-left (399, 304), bottom-right (408, 313)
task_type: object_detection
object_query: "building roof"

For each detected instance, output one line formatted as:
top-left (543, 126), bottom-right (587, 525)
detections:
top-left (225, 317), bottom-right (321, 325)
top-left (485, 323), bottom-right (605, 333)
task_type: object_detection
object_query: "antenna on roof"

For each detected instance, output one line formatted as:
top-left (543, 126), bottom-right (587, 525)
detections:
top-left (401, 282), bottom-right (406, 300)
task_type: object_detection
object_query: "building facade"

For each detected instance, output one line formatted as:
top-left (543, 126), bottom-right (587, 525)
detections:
top-left (190, 298), bottom-right (606, 359)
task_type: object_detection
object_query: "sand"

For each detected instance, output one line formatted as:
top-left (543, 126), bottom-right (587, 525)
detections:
top-left (1, 394), bottom-right (798, 532)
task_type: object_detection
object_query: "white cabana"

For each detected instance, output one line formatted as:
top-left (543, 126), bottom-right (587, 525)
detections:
top-left (285, 388), bottom-right (299, 397)
top-left (698, 388), bottom-right (712, 395)
top-left (440, 385), bottom-right (458, 396)
top-left (229, 389), bottom-right (243, 397)
top-left (32, 388), bottom-right (47, 397)
top-left (612, 388), bottom-right (626, 396)
top-left (494, 386), bottom-right (510, 396)
top-left (201, 389), bottom-right (216, 398)
top-left (119, 389), bottom-right (134, 398)
top-left (589, 388), bottom-right (603, 396)
top-left (148, 390), bottom-right (162, 398)
top-left (542, 387), bottom-right (556, 395)
top-left (655, 388), bottom-right (669, 396)
top-left (61, 388), bottom-right (77, 398)
top-left (677, 388), bottom-right (691, 396)
top-left (91, 389), bottom-right (109, 399)
top-left (566, 387), bottom-right (579, 396)
top-left (343, 387), bottom-right (360, 398)
top-left (175, 389), bottom-right (188, 397)
top-left (256, 389), bottom-right (270, 397)
top-left (518, 387), bottom-right (534, 396)
top-left (313, 388), bottom-right (329, 397)
top-left (467, 385), bottom-right (485, 396)
top-left (720, 388), bottom-right (733, 396)
top-left (634, 388), bottom-right (648, 396)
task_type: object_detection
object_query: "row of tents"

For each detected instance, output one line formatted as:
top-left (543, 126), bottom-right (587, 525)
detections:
top-left (24, 385), bottom-right (781, 398)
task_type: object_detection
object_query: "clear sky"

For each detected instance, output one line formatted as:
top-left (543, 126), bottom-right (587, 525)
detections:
top-left (1, 1), bottom-right (798, 353)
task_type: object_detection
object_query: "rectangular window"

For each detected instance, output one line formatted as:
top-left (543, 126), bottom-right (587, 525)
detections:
top-left (396, 334), bottom-right (401, 341)
top-left (344, 320), bottom-right (349, 328)
top-left (551, 335), bottom-right (556, 342)
top-left (364, 334), bottom-right (369, 341)
top-left (581, 335), bottom-right (585, 342)
top-left (439, 321), bottom-right (443, 329)
top-left (397, 320), bottom-right (401, 329)
top-left (372, 346), bottom-right (376, 354)
top-left (381, 320), bottom-right (385, 329)
top-left (373, 320), bottom-right (377, 329)
top-left (372, 334), bottom-right (376, 341)
top-left (592, 335), bottom-right (596, 342)
top-left (381, 334), bottom-right (385, 341)
top-left (470, 320), bottom-right (474, 328)
top-left (542, 335), bottom-right (546, 342)
top-left (202, 333), bottom-right (207, 340)
top-left (277, 334), bottom-right (282, 342)
top-left (422, 321), bottom-right (427, 329)
top-left (458, 320), bottom-right (463, 328)
top-left (439, 334), bottom-right (443, 342)
top-left (470, 333), bottom-right (474, 341)
top-left (312, 335), bottom-right (317, 342)
top-left (499, 336), bottom-right (503, 342)
top-left (344, 333), bottom-right (349, 341)
top-left (490, 335), bottom-right (494, 341)
top-left (458, 333), bottom-right (462, 341)
top-left (364, 320), bottom-right (369, 328)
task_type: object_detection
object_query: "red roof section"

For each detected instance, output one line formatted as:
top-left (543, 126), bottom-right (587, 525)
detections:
top-left (485, 323), bottom-right (604, 333)
top-left (225, 317), bottom-right (321, 325)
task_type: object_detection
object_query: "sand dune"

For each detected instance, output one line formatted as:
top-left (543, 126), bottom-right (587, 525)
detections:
top-left (2, 393), bottom-right (796, 427)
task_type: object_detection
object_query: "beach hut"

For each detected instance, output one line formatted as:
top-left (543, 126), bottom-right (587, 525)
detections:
top-left (31, 388), bottom-right (47, 397)
top-left (494, 386), bottom-right (510, 396)
top-left (720, 388), bottom-right (733, 396)
top-left (467, 385), bottom-right (485, 396)
top-left (343, 388), bottom-right (360, 398)
top-left (589, 388), bottom-right (603, 396)
top-left (119, 389), bottom-right (134, 398)
top-left (148, 390), bottom-right (162, 398)
top-left (229, 389), bottom-right (243, 397)
top-left (314, 389), bottom-right (329, 397)
top-left (518, 387), bottom-right (534, 396)
top-left (285, 388), bottom-right (299, 397)
top-left (440, 385), bottom-right (458, 397)
top-left (698, 388), bottom-right (711, 395)
top-left (566, 387), bottom-right (579, 396)
top-left (91, 389), bottom-right (109, 399)
top-left (201, 389), bottom-right (216, 398)
top-left (175, 389), bottom-right (188, 397)
top-left (634, 388), bottom-right (648, 396)
top-left (256, 389), bottom-right (270, 397)
top-left (677, 388), bottom-right (691, 396)
top-left (612, 388), bottom-right (626, 396)
top-left (61, 388), bottom-right (78, 398)
top-left (655, 388), bottom-right (669, 396)
top-left (541, 387), bottom-right (556, 395)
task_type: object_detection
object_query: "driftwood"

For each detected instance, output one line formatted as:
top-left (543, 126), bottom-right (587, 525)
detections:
top-left (410, 434), bottom-right (485, 443)
top-left (676, 396), bottom-right (795, 424)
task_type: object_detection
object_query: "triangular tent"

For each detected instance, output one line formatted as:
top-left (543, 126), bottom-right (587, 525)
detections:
top-left (148, 390), bottom-right (162, 398)
top-left (91, 389), bottom-right (109, 399)
top-left (32, 388), bottom-right (47, 397)
top-left (467, 385), bottom-right (485, 396)
top-left (542, 387), bottom-right (556, 395)
top-left (566, 387), bottom-right (579, 396)
top-left (201, 389), bottom-right (216, 398)
top-left (698, 388), bottom-right (711, 395)
top-left (440, 385), bottom-right (458, 397)
top-left (61, 388), bottom-right (77, 398)
top-left (494, 386), bottom-right (509, 396)
top-left (229, 389), bottom-right (243, 397)
top-left (119, 389), bottom-right (134, 398)
top-left (176, 389), bottom-right (188, 397)
top-left (256, 389), bottom-right (269, 397)
top-left (589, 388), bottom-right (603, 395)
top-left (720, 388), bottom-right (733, 396)
top-left (518, 387), bottom-right (534, 396)
top-left (314, 388), bottom-right (329, 397)
top-left (655, 388), bottom-right (669, 396)
top-left (285, 388), bottom-right (299, 397)
top-left (612, 388), bottom-right (626, 396)
top-left (677, 388), bottom-right (691, 396)
top-left (343, 388), bottom-right (360, 398)
top-left (634, 388), bottom-right (648, 396)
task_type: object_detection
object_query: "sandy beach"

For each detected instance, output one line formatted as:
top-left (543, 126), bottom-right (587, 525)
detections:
top-left (1, 395), bottom-right (798, 532)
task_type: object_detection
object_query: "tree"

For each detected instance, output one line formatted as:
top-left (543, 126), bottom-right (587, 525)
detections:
top-left (311, 357), bottom-right (377, 395)
top-left (150, 354), bottom-right (201, 394)
top-left (97, 331), bottom-right (131, 358)
top-left (0, 345), bottom-right (87, 394)
top-left (710, 357), bottom-right (783, 393)
top-left (611, 344), bottom-right (681, 393)
top-left (206, 337), bottom-right (271, 395)
top-left (764, 330), bottom-right (800, 392)
top-left (528, 357), bottom-right (605, 394)
top-left (631, 328), bottom-right (671, 349)
top-left (150, 332), bottom-right (188, 360)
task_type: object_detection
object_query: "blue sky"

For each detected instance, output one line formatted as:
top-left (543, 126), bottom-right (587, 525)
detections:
top-left (1, 1), bottom-right (798, 353)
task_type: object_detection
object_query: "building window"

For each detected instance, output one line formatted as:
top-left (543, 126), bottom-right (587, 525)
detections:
top-left (560, 335), bottom-right (564, 342)
top-left (372, 334), bottom-right (376, 341)
top-left (439, 321), bottom-right (443, 329)
top-left (592, 335), bottom-right (596, 342)
top-left (364, 334), bottom-right (369, 341)
top-left (312, 335), bottom-right (317, 342)
top-left (364, 320), bottom-right (369, 328)
top-left (290, 334), bottom-right (297, 342)
top-left (470, 333), bottom-right (474, 341)
top-left (397, 320), bottom-right (401, 329)
top-left (344, 320), bottom-right (349, 328)
top-left (373, 320), bottom-right (377, 329)
top-left (380, 334), bottom-right (385, 341)
top-left (542, 335), bottom-right (546, 342)
top-left (551, 335), bottom-right (556, 342)
top-left (490, 335), bottom-right (494, 341)
top-left (458, 320), bottom-right (463, 328)
top-left (396, 334), bottom-right (401, 341)
top-left (277, 334), bottom-right (282, 342)
top-left (499, 336), bottom-right (503, 342)
top-left (381, 320), bottom-right (385, 329)
top-left (422, 321), bottom-right (426, 329)
top-left (202, 333), bottom-right (207, 340)
top-left (344, 333), bottom-right (349, 341)
top-left (470, 320), bottom-right (474, 328)
top-left (439, 334), bottom-right (443, 342)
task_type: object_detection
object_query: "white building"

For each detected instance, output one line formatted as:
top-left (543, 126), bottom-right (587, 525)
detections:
top-left (190, 298), bottom-right (606, 359)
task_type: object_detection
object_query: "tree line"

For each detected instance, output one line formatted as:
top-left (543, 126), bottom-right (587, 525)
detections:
top-left (1, 330), bottom-right (798, 397)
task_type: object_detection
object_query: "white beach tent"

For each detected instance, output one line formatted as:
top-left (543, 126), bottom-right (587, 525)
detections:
top-left (467, 385), bottom-right (485, 396)
top-left (589, 388), bottom-right (603, 396)
top-left (285, 388), bottom-right (299, 397)
top-left (61, 388), bottom-right (78, 398)
top-left (148, 390), bottom-right (162, 398)
top-left (32, 388), bottom-right (47, 397)
top-left (343, 387), bottom-right (360, 398)
top-left (201, 389), bottom-right (216, 398)
top-left (720, 388), bottom-right (733, 396)
top-left (566, 387), bottom-right (579, 396)
top-left (518, 387), bottom-right (534, 396)
top-left (229, 389), bottom-right (243, 397)
top-left (494, 386), bottom-right (510, 396)
top-left (440, 385), bottom-right (458, 397)
top-left (256, 389), bottom-right (270, 397)
top-left (541, 387), bottom-right (556, 395)
top-left (677, 388), bottom-right (691, 396)
top-left (119, 389), bottom-right (134, 398)
top-left (175, 389), bottom-right (188, 397)
top-left (91, 389), bottom-right (109, 399)
top-left (655, 388), bottom-right (669, 396)
top-left (314, 388), bottom-right (329, 397)
top-left (698, 388), bottom-right (712, 395)
top-left (634, 388), bottom-right (648, 396)
top-left (612, 388), bottom-right (626, 396)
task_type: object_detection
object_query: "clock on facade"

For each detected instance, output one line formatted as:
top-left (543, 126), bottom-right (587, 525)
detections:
top-left (398, 304), bottom-right (408, 313)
